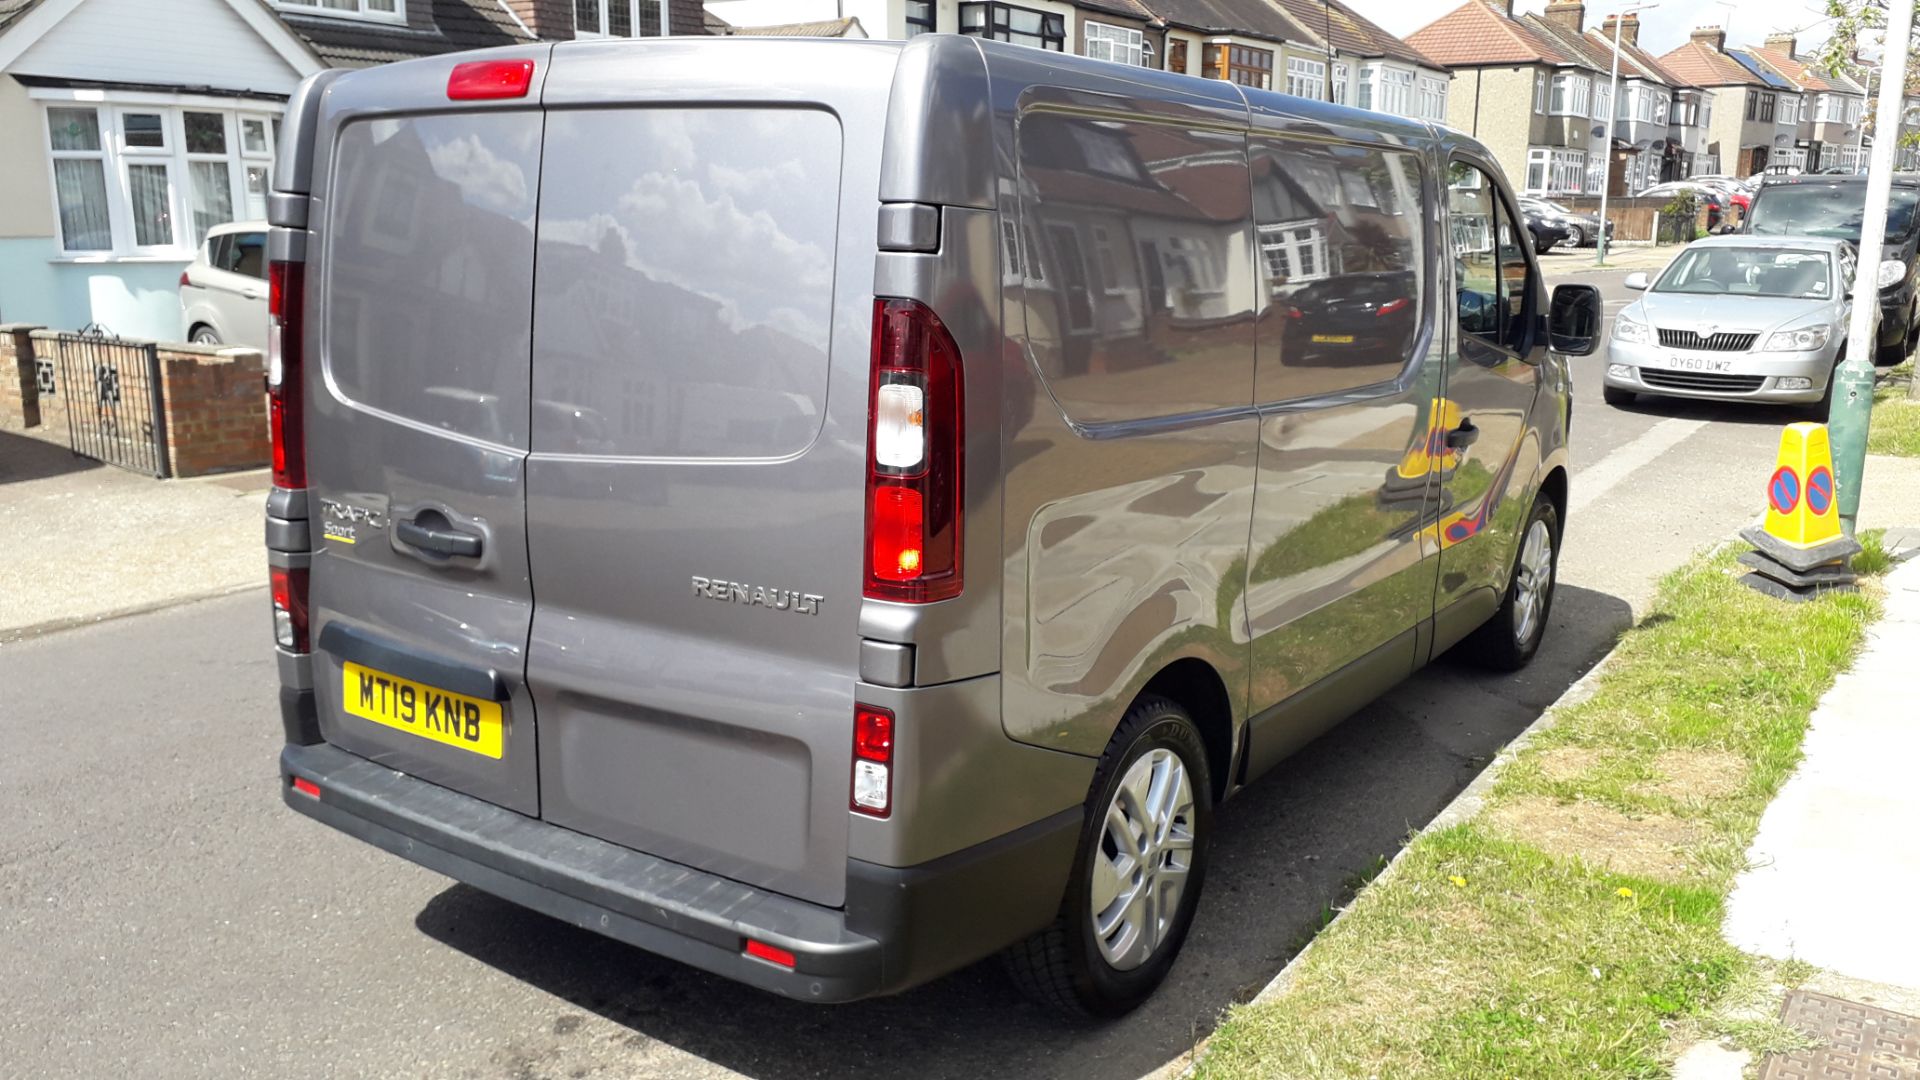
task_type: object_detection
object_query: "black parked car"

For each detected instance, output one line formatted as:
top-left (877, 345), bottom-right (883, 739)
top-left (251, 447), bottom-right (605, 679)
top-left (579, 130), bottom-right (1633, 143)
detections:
top-left (1521, 204), bottom-right (1573, 254)
top-left (1520, 197), bottom-right (1614, 247)
top-left (1744, 174), bottom-right (1920, 362)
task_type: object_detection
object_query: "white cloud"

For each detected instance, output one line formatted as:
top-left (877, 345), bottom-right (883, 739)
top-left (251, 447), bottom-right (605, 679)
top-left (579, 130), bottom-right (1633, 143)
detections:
top-left (424, 133), bottom-right (531, 218)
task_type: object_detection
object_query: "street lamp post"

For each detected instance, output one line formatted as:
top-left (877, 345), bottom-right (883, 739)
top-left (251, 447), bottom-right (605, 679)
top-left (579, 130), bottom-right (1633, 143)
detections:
top-left (1828, 0), bottom-right (1914, 535)
top-left (1596, 3), bottom-right (1660, 267)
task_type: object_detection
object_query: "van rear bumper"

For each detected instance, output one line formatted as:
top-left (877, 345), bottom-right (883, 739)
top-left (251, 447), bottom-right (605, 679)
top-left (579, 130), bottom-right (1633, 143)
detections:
top-left (279, 741), bottom-right (1079, 1002)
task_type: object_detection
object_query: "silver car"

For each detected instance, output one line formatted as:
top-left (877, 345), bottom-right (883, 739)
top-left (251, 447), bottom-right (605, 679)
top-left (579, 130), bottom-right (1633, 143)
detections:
top-left (1605, 235), bottom-right (1859, 408)
top-left (179, 220), bottom-right (270, 350)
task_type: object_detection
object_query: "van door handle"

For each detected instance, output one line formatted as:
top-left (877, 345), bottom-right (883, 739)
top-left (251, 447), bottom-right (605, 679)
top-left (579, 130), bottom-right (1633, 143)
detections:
top-left (1445, 420), bottom-right (1480, 450)
top-left (395, 518), bottom-right (483, 558)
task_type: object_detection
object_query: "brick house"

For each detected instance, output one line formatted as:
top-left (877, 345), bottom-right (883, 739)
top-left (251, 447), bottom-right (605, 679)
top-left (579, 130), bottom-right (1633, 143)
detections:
top-left (1744, 32), bottom-right (1868, 174)
top-left (1408, 0), bottom-right (1607, 197)
top-left (0, 0), bottom-right (706, 341)
top-left (1659, 27), bottom-right (1794, 179)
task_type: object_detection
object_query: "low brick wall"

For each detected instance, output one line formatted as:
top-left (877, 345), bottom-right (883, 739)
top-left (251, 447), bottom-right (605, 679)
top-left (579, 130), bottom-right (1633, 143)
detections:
top-left (1, 326), bottom-right (268, 478)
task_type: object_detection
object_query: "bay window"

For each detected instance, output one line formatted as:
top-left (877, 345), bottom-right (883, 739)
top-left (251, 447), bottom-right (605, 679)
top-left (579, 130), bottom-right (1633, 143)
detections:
top-left (1084, 21), bottom-right (1145, 66)
top-left (1287, 57), bottom-right (1326, 100)
top-left (43, 101), bottom-right (279, 256)
top-left (1549, 72), bottom-right (1590, 117)
top-left (1416, 75), bottom-right (1448, 122)
top-left (1362, 64), bottom-right (1413, 116)
top-left (1333, 62), bottom-right (1350, 106)
top-left (1524, 146), bottom-right (1586, 194)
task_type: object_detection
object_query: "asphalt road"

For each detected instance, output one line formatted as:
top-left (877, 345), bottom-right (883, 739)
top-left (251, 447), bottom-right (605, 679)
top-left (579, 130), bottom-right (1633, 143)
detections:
top-left (0, 255), bottom-right (1811, 1080)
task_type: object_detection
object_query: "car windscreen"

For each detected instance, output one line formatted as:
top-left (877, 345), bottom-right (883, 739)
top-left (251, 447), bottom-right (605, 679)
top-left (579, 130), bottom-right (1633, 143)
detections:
top-left (1653, 247), bottom-right (1834, 299)
top-left (1748, 184), bottom-right (1920, 242)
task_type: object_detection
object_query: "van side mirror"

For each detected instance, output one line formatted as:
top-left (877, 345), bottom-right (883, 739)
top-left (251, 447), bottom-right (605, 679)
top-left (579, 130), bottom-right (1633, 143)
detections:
top-left (1548, 283), bottom-right (1603, 356)
top-left (1624, 271), bottom-right (1651, 291)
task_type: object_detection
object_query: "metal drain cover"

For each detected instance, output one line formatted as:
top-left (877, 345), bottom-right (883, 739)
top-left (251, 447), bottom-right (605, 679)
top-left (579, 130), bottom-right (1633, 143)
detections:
top-left (1759, 990), bottom-right (1920, 1080)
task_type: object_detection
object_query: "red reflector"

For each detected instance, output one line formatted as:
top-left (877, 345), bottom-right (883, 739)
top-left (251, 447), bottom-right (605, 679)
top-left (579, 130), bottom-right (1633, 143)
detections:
top-left (447, 59), bottom-right (535, 100)
top-left (291, 777), bottom-right (321, 799)
top-left (869, 485), bottom-right (925, 582)
top-left (744, 939), bottom-right (796, 969)
top-left (269, 564), bottom-right (311, 653)
top-left (854, 705), bottom-right (894, 762)
top-left (179, 270), bottom-right (191, 288)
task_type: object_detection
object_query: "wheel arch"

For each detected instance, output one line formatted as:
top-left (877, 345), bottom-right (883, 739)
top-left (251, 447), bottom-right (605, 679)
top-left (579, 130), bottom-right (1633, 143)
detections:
top-left (1137, 657), bottom-right (1235, 803)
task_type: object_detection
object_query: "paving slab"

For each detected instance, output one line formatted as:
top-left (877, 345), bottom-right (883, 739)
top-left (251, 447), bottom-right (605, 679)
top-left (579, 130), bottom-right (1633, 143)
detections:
top-left (1724, 558), bottom-right (1920, 990)
top-left (0, 430), bottom-right (266, 642)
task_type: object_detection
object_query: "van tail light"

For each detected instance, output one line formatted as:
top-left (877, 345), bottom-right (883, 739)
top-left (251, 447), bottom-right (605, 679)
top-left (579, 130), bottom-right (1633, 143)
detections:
top-left (267, 260), bottom-right (306, 490)
top-left (850, 704), bottom-right (894, 818)
top-left (447, 59), bottom-right (535, 101)
top-left (270, 564), bottom-right (310, 653)
top-left (865, 299), bottom-right (962, 603)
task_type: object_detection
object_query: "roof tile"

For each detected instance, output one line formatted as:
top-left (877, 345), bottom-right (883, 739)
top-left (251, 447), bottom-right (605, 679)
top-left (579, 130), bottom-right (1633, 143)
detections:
top-left (1407, 0), bottom-right (1575, 68)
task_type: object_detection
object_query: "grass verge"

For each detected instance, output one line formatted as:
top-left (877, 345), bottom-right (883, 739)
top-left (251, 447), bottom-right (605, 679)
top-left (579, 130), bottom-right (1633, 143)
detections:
top-left (1195, 549), bottom-right (1882, 1080)
top-left (1869, 385), bottom-right (1920, 458)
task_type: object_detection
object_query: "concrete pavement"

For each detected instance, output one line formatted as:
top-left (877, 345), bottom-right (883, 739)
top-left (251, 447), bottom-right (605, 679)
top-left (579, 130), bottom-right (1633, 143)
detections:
top-left (0, 430), bottom-right (268, 642)
top-left (1724, 557), bottom-right (1920, 990)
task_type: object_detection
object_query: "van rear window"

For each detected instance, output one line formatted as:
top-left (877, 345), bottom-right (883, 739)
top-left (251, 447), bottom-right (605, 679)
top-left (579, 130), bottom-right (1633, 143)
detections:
top-left (529, 108), bottom-right (840, 459)
top-left (323, 112), bottom-right (543, 449)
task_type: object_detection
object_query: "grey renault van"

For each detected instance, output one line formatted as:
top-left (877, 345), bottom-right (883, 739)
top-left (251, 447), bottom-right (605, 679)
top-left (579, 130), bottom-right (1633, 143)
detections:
top-left (265, 35), bottom-right (1597, 1017)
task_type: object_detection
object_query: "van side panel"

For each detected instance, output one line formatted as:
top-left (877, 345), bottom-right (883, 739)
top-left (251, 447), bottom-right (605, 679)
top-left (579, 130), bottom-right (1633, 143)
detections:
top-left (1239, 114), bottom-right (1445, 725)
top-left (523, 40), bottom-right (901, 908)
top-left (990, 60), bottom-right (1259, 758)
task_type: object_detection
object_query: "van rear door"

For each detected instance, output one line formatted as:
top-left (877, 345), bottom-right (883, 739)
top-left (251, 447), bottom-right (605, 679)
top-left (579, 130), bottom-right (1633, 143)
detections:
top-left (303, 52), bottom-right (550, 815)
top-left (522, 41), bottom-right (898, 907)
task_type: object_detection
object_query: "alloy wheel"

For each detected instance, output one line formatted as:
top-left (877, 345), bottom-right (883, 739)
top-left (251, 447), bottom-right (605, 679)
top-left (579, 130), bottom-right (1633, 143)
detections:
top-left (1090, 747), bottom-right (1196, 972)
top-left (1512, 517), bottom-right (1554, 647)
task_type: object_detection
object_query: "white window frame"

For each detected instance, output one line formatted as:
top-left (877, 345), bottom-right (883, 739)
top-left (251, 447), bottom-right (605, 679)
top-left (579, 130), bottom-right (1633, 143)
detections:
top-left (1417, 75), bottom-right (1448, 122)
top-left (1286, 56), bottom-right (1327, 100)
top-left (273, 0), bottom-right (405, 24)
top-left (573, 0), bottom-right (670, 38)
top-left (45, 106), bottom-right (112, 254)
top-left (1534, 71), bottom-right (1547, 113)
top-left (1084, 21), bottom-right (1145, 66)
top-left (1525, 147), bottom-right (1550, 193)
top-left (1592, 80), bottom-right (1612, 122)
top-left (1257, 220), bottom-right (1330, 285)
top-left (37, 96), bottom-right (281, 260)
top-left (1549, 72), bottom-right (1590, 117)
top-left (1525, 145), bottom-right (1585, 194)
top-left (1333, 62), bottom-right (1350, 106)
top-left (1364, 64), bottom-right (1414, 117)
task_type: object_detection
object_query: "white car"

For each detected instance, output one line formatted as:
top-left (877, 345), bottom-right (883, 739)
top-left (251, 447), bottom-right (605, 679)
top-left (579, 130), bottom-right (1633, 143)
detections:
top-left (179, 220), bottom-right (268, 351)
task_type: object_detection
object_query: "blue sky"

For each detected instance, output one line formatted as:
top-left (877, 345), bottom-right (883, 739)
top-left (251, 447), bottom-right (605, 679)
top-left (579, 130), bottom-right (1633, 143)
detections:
top-left (1343, 0), bottom-right (1844, 57)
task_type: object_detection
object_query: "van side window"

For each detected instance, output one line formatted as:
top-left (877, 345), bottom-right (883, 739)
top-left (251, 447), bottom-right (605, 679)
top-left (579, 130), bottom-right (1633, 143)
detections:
top-left (1449, 162), bottom-right (1529, 352)
top-left (1251, 136), bottom-right (1426, 399)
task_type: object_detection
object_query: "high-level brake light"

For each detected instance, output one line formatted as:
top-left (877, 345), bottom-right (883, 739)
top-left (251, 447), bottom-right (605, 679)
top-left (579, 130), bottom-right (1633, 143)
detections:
top-left (447, 59), bottom-right (535, 101)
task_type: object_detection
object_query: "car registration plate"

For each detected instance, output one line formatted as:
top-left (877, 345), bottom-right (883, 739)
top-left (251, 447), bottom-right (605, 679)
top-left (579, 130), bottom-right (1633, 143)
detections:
top-left (1664, 355), bottom-right (1734, 373)
top-left (1311, 334), bottom-right (1356, 344)
top-left (340, 661), bottom-right (503, 758)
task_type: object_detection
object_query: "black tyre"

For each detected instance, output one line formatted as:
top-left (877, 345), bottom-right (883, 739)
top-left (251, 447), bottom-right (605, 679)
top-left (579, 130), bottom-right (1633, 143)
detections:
top-left (1003, 696), bottom-right (1213, 1019)
top-left (1602, 384), bottom-right (1636, 407)
top-left (1455, 495), bottom-right (1560, 672)
top-left (190, 326), bottom-right (221, 346)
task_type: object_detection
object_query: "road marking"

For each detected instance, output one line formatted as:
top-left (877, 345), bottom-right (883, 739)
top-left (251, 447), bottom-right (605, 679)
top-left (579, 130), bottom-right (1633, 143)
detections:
top-left (1570, 416), bottom-right (1709, 515)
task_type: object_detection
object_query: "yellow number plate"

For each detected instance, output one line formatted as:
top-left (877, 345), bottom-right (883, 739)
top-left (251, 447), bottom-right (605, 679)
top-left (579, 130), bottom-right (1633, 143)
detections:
top-left (341, 661), bottom-right (503, 759)
top-left (1310, 334), bottom-right (1356, 344)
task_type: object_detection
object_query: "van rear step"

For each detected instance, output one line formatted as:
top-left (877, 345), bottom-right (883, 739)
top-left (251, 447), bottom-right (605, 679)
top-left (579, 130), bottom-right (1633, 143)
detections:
top-left (279, 742), bottom-right (1078, 1000)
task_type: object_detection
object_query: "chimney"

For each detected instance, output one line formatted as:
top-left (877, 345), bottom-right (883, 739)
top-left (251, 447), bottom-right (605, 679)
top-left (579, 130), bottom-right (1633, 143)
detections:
top-left (1543, 1), bottom-right (1584, 34)
top-left (1690, 26), bottom-right (1727, 52)
top-left (1765, 32), bottom-right (1798, 57)
top-left (502, 0), bottom-right (573, 40)
top-left (1601, 13), bottom-right (1641, 47)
